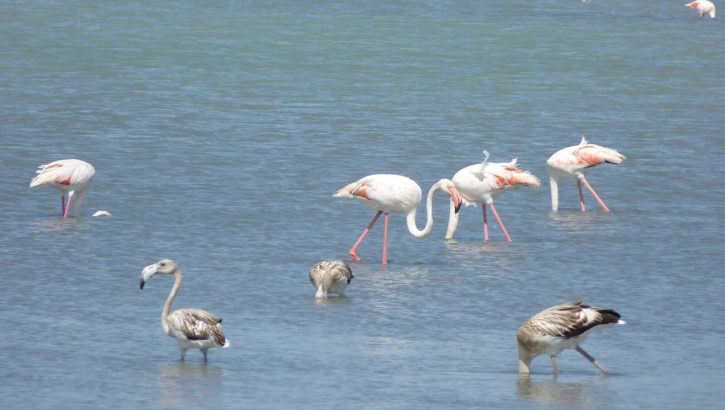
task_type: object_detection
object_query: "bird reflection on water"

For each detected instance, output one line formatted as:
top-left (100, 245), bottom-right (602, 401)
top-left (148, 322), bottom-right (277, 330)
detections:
top-left (517, 374), bottom-right (603, 407)
top-left (158, 362), bottom-right (223, 407)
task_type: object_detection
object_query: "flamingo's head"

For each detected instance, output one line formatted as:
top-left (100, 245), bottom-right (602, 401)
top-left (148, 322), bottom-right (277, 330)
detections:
top-left (684, 1), bottom-right (699, 9)
top-left (438, 179), bottom-right (463, 214)
top-left (140, 258), bottom-right (178, 289)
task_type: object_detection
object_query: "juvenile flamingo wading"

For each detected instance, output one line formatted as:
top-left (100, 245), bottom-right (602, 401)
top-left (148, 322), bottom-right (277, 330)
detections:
top-left (334, 174), bottom-right (463, 264)
top-left (29, 159), bottom-right (95, 218)
top-left (309, 260), bottom-right (353, 299)
top-left (685, 1), bottom-right (716, 18)
top-left (546, 137), bottom-right (625, 212)
top-left (446, 151), bottom-right (540, 242)
top-left (140, 259), bottom-right (230, 361)
top-left (517, 300), bottom-right (625, 375)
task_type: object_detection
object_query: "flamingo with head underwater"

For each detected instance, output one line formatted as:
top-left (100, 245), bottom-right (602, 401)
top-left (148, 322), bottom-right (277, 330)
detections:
top-left (333, 174), bottom-right (463, 265)
top-left (685, 1), bottom-right (716, 18)
top-left (546, 137), bottom-right (625, 212)
top-left (29, 159), bottom-right (95, 218)
top-left (446, 151), bottom-right (540, 242)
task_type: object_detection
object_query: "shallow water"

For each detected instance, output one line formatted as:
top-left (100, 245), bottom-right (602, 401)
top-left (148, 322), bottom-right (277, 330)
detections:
top-left (1, 1), bottom-right (723, 409)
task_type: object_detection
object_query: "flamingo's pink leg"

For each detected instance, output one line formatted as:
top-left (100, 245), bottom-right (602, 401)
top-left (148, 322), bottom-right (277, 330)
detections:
top-left (381, 212), bottom-right (390, 265)
top-left (61, 194), bottom-right (66, 216)
top-left (577, 180), bottom-right (586, 212)
top-left (349, 211), bottom-right (382, 261)
top-left (579, 175), bottom-right (610, 212)
top-left (489, 202), bottom-right (512, 242)
top-left (482, 205), bottom-right (489, 242)
top-left (63, 194), bottom-right (74, 219)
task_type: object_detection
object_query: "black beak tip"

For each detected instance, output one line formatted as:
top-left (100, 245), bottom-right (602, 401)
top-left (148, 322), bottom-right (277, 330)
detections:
top-left (140, 280), bottom-right (145, 290)
top-left (455, 204), bottom-right (462, 214)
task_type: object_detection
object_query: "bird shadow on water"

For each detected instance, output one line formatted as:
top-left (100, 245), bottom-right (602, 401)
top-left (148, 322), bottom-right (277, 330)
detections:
top-left (517, 374), bottom-right (603, 407)
top-left (311, 295), bottom-right (353, 307)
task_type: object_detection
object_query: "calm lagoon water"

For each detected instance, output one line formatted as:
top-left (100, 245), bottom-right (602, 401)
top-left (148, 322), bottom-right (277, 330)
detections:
top-left (1, 1), bottom-right (723, 409)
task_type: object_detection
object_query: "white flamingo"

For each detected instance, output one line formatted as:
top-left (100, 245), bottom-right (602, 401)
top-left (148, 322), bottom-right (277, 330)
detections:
top-left (309, 260), bottom-right (353, 298)
top-left (446, 151), bottom-right (540, 242)
top-left (334, 174), bottom-right (463, 264)
top-left (685, 1), bottom-right (716, 18)
top-left (140, 259), bottom-right (230, 362)
top-left (29, 159), bottom-right (95, 218)
top-left (517, 300), bottom-right (625, 375)
top-left (546, 137), bottom-right (625, 212)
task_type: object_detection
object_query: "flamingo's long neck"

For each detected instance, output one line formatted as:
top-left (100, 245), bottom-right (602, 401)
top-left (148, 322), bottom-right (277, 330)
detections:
top-left (406, 181), bottom-right (440, 238)
top-left (162, 270), bottom-right (182, 335)
top-left (445, 198), bottom-right (459, 240)
top-left (549, 176), bottom-right (559, 212)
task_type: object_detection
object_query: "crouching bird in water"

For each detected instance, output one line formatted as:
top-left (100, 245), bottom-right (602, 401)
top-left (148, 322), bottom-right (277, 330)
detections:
top-left (140, 259), bottom-right (230, 362)
top-left (517, 300), bottom-right (625, 375)
top-left (309, 260), bottom-right (353, 299)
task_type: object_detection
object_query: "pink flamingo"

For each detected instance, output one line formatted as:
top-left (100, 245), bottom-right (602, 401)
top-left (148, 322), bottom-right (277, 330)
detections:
top-left (546, 137), bottom-right (625, 212)
top-left (685, 1), bottom-right (716, 18)
top-left (446, 151), bottom-right (540, 242)
top-left (29, 159), bottom-right (95, 218)
top-left (334, 174), bottom-right (463, 265)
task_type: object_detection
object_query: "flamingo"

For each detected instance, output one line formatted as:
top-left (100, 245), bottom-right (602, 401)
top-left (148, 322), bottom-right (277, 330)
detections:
top-left (309, 260), bottom-right (353, 298)
top-left (446, 151), bottom-right (541, 242)
top-left (29, 159), bottom-right (95, 218)
top-left (546, 137), bottom-right (625, 212)
top-left (517, 300), bottom-right (625, 375)
top-left (333, 174), bottom-right (463, 265)
top-left (140, 259), bottom-right (230, 362)
top-left (685, 1), bottom-right (716, 18)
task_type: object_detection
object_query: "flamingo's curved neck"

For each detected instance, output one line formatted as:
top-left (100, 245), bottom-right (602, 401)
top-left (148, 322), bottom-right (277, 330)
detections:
top-left (406, 181), bottom-right (441, 238)
top-left (162, 270), bottom-right (182, 334)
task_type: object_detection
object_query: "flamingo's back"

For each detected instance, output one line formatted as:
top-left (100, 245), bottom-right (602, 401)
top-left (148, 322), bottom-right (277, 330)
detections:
top-left (30, 159), bottom-right (95, 190)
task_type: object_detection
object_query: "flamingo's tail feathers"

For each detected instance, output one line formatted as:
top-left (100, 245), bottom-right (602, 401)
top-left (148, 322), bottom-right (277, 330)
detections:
top-left (333, 181), bottom-right (369, 200)
top-left (30, 171), bottom-right (57, 187)
top-left (601, 148), bottom-right (625, 164)
top-left (579, 136), bottom-right (588, 146)
top-left (509, 171), bottom-right (541, 188)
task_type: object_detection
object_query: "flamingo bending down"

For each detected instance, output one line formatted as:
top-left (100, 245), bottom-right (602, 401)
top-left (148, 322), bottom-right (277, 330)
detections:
top-left (546, 137), bottom-right (625, 212)
top-left (685, 1), bottom-right (716, 18)
top-left (517, 300), bottom-right (625, 375)
top-left (29, 159), bottom-right (95, 218)
top-left (140, 259), bottom-right (230, 362)
top-left (446, 151), bottom-right (540, 242)
top-left (333, 174), bottom-right (463, 265)
top-left (309, 260), bottom-right (353, 299)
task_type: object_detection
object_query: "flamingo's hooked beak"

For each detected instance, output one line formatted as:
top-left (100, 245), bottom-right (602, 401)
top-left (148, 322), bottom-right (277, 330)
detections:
top-left (450, 188), bottom-right (463, 214)
top-left (139, 263), bottom-right (159, 289)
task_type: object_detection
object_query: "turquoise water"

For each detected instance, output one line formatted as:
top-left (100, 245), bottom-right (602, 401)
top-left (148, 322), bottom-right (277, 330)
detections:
top-left (1, 1), bottom-right (723, 409)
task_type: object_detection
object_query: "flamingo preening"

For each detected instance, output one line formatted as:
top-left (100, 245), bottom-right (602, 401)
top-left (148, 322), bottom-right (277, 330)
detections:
top-left (140, 259), bottom-right (230, 362)
top-left (334, 174), bottom-right (463, 265)
top-left (29, 159), bottom-right (95, 218)
top-left (546, 137), bottom-right (625, 212)
top-left (517, 300), bottom-right (625, 375)
top-left (446, 151), bottom-right (540, 242)
top-left (685, 1), bottom-right (716, 18)
top-left (309, 260), bottom-right (353, 299)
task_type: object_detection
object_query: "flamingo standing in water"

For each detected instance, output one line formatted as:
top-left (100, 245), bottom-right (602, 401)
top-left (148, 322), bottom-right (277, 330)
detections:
top-left (334, 174), bottom-right (463, 265)
top-left (140, 259), bottom-right (230, 362)
top-left (446, 151), bottom-right (540, 242)
top-left (29, 159), bottom-right (95, 218)
top-left (517, 300), bottom-right (625, 375)
top-left (309, 260), bottom-right (353, 299)
top-left (685, 1), bottom-right (716, 18)
top-left (546, 137), bottom-right (625, 212)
